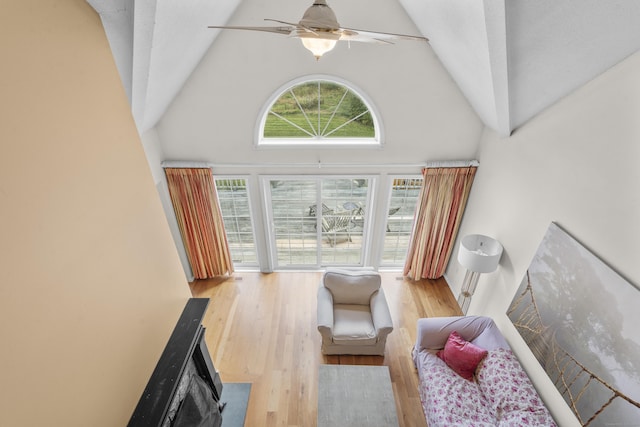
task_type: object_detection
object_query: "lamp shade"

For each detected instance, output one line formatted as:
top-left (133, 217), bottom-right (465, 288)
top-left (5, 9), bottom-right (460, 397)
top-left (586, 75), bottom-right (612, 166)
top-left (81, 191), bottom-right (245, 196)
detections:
top-left (457, 234), bottom-right (503, 273)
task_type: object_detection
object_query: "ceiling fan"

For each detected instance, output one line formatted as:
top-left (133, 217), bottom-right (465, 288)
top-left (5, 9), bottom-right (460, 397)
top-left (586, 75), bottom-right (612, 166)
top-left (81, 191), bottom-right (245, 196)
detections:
top-left (208, 0), bottom-right (428, 60)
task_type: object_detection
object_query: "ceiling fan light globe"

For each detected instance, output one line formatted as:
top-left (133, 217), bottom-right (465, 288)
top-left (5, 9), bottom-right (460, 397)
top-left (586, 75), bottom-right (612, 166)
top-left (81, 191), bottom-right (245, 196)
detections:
top-left (301, 37), bottom-right (337, 60)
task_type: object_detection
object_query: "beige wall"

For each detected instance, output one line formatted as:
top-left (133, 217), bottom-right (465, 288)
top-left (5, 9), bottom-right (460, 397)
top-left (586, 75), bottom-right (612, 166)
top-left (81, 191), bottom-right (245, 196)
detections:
top-left (446, 50), bottom-right (640, 425)
top-left (0, 1), bottom-right (191, 425)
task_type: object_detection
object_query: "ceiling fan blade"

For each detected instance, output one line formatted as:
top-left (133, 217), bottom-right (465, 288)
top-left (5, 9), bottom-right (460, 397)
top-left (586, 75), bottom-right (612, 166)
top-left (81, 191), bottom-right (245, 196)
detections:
top-left (263, 19), bottom-right (321, 37)
top-left (340, 33), bottom-right (393, 44)
top-left (339, 27), bottom-right (428, 44)
top-left (264, 18), bottom-right (301, 27)
top-left (208, 25), bottom-right (295, 36)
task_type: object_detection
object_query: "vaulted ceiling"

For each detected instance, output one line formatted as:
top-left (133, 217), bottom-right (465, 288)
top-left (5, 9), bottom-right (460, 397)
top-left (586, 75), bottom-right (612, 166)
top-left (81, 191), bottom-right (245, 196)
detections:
top-left (89, 0), bottom-right (640, 137)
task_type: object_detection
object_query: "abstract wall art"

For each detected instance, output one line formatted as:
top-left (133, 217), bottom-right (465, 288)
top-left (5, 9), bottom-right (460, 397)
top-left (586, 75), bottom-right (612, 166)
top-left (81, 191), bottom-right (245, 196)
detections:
top-left (507, 222), bottom-right (640, 426)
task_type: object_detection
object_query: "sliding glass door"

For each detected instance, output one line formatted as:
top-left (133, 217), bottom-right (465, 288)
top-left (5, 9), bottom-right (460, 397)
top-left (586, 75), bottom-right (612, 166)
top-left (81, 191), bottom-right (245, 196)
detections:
top-left (264, 177), bottom-right (371, 269)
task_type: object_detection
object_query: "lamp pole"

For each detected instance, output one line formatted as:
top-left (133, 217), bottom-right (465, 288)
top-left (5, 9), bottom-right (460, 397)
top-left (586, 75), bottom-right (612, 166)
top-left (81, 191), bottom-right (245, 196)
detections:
top-left (456, 234), bottom-right (503, 315)
top-left (457, 269), bottom-right (481, 314)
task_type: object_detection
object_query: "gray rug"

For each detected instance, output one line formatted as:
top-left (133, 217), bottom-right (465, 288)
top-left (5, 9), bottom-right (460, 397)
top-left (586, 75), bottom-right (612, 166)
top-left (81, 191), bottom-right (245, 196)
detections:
top-left (318, 365), bottom-right (399, 427)
top-left (220, 383), bottom-right (251, 427)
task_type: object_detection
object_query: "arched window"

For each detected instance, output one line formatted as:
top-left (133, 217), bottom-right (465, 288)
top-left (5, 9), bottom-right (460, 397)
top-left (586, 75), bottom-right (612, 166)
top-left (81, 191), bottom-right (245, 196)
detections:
top-left (257, 76), bottom-right (382, 147)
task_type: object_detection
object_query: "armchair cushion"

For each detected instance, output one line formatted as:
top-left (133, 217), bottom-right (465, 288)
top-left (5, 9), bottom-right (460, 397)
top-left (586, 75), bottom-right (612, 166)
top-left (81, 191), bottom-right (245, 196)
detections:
top-left (333, 304), bottom-right (377, 345)
top-left (323, 268), bottom-right (381, 305)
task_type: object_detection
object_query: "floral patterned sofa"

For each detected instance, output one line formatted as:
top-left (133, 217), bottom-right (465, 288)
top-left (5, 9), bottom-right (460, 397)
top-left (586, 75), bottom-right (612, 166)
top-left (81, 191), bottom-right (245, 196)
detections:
top-left (412, 316), bottom-right (557, 426)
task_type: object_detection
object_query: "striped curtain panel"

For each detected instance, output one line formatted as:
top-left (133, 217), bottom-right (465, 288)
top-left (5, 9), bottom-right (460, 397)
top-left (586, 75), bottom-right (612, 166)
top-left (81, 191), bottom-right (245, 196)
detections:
top-left (165, 168), bottom-right (234, 279)
top-left (403, 166), bottom-right (477, 280)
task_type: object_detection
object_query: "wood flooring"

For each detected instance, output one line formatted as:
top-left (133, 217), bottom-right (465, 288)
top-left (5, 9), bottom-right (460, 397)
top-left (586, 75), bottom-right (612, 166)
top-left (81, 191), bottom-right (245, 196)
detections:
top-left (190, 272), bottom-right (462, 427)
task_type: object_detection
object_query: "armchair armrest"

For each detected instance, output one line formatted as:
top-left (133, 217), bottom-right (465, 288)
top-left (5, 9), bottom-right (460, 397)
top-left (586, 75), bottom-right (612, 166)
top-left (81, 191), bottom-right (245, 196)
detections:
top-left (317, 286), bottom-right (334, 338)
top-left (370, 288), bottom-right (393, 337)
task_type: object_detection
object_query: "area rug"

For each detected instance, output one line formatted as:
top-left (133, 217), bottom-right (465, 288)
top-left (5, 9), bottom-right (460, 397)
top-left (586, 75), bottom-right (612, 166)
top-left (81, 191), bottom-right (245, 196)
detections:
top-left (220, 383), bottom-right (251, 427)
top-left (318, 365), bottom-right (399, 427)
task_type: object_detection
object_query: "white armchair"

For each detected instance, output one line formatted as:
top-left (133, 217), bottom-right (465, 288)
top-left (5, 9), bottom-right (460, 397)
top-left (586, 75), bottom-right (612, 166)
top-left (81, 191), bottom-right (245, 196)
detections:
top-left (317, 269), bottom-right (394, 355)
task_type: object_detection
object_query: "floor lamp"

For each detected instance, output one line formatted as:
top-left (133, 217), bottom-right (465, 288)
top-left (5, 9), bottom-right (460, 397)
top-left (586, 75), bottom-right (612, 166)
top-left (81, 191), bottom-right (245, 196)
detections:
top-left (457, 234), bottom-right (503, 314)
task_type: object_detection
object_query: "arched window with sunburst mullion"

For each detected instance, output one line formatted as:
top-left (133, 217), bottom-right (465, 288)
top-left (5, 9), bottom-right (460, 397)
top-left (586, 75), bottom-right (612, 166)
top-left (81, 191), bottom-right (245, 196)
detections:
top-left (258, 77), bottom-right (382, 147)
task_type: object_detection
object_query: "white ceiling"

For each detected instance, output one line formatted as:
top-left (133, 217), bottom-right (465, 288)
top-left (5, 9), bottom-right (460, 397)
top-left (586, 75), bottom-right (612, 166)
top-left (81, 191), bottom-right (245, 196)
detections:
top-left (88, 0), bottom-right (640, 137)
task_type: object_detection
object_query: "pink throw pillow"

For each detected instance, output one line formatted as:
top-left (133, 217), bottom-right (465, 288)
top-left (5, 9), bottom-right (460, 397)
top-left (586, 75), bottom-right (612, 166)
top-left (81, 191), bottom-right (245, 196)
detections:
top-left (437, 330), bottom-right (488, 381)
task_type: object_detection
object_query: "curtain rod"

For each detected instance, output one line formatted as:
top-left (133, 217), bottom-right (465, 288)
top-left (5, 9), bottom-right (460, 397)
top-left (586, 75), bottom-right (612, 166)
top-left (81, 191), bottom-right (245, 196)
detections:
top-left (161, 160), bottom-right (479, 169)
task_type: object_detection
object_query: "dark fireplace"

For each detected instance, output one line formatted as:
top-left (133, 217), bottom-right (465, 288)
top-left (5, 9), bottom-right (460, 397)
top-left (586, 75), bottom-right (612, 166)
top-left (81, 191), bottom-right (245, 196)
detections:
top-left (128, 298), bottom-right (223, 427)
top-left (166, 359), bottom-right (221, 427)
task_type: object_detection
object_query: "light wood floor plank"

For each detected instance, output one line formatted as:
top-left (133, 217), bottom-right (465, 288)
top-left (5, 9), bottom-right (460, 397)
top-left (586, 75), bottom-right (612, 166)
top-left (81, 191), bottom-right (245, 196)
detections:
top-left (190, 272), bottom-right (461, 427)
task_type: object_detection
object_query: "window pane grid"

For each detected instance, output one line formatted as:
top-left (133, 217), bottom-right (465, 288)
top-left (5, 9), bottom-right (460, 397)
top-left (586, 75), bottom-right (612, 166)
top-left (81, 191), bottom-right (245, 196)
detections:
top-left (320, 179), bottom-right (367, 266)
top-left (381, 177), bottom-right (423, 266)
top-left (261, 78), bottom-right (378, 145)
top-left (270, 180), bottom-right (318, 266)
top-left (215, 178), bottom-right (258, 266)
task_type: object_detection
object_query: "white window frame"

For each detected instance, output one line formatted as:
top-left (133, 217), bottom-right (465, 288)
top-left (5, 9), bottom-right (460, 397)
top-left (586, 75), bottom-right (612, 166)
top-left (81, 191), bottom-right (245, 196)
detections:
top-left (255, 75), bottom-right (384, 148)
